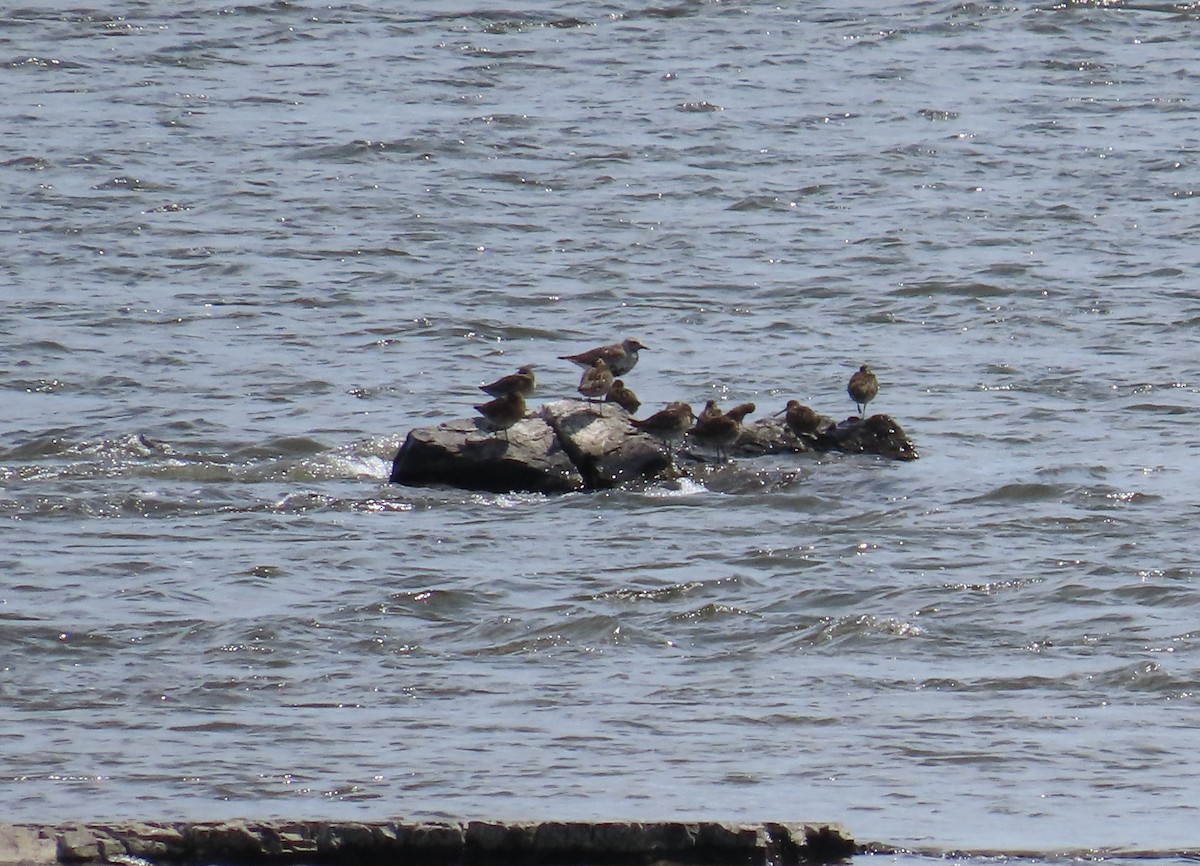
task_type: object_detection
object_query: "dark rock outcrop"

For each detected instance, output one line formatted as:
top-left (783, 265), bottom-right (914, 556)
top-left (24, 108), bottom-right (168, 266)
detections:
top-left (820, 413), bottom-right (919, 462)
top-left (390, 415), bottom-right (585, 494)
top-left (727, 413), bottom-right (917, 462)
top-left (391, 400), bottom-right (917, 495)
top-left (391, 400), bottom-right (669, 494)
top-left (8, 820), bottom-right (860, 865)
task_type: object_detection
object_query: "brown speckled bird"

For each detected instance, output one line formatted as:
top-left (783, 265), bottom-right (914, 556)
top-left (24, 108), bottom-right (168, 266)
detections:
top-left (848, 365), bottom-right (879, 416)
top-left (631, 401), bottom-right (695, 457)
top-left (479, 364), bottom-right (536, 398)
top-left (692, 402), bottom-right (754, 463)
top-left (605, 379), bottom-right (641, 413)
top-left (577, 358), bottom-right (615, 402)
top-left (779, 399), bottom-right (823, 438)
top-left (559, 338), bottom-right (647, 377)
top-left (724, 402), bottom-right (756, 424)
top-left (474, 391), bottom-right (526, 441)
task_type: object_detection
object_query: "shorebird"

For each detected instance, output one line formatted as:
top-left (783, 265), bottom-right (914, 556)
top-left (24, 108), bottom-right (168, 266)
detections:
top-left (724, 402), bottom-right (756, 424)
top-left (848, 365), bottom-right (879, 416)
top-left (577, 358), bottom-right (615, 402)
top-left (697, 399), bottom-right (722, 424)
top-left (605, 379), bottom-right (641, 413)
top-left (777, 399), bottom-right (823, 438)
top-left (479, 364), bottom-right (535, 398)
top-left (474, 391), bottom-right (526, 441)
top-left (692, 402), bottom-right (754, 462)
top-left (630, 401), bottom-right (695, 457)
top-left (559, 338), bottom-right (647, 377)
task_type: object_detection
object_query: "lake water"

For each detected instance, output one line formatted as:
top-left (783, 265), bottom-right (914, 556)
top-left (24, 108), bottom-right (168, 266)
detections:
top-left (3, 0), bottom-right (1200, 858)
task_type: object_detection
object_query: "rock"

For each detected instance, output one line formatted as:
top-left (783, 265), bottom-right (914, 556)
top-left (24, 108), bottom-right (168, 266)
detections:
top-left (801, 823), bottom-right (860, 861)
top-left (117, 822), bottom-right (185, 859)
top-left (277, 829), bottom-right (318, 857)
top-left (55, 828), bottom-right (106, 863)
top-left (390, 416), bottom-right (584, 494)
top-left (589, 821), bottom-right (653, 854)
top-left (531, 821), bottom-right (594, 853)
top-left (818, 414), bottom-right (919, 461)
top-left (0, 825), bottom-right (55, 865)
top-left (390, 400), bottom-right (917, 495)
top-left (465, 821), bottom-right (537, 855)
top-left (540, 399), bottom-right (670, 488)
top-left (704, 413), bottom-right (917, 462)
top-left (316, 822), bottom-right (378, 857)
top-left (189, 821), bottom-right (267, 862)
top-left (407, 822), bottom-right (466, 854)
top-left (390, 400), bottom-right (668, 494)
top-left (723, 417), bottom-right (815, 457)
top-left (3, 821), bottom-right (861, 865)
top-left (696, 823), bottom-right (769, 861)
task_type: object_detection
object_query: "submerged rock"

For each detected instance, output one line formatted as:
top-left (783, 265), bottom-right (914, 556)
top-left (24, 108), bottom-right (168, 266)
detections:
top-left (390, 400), bottom-right (917, 495)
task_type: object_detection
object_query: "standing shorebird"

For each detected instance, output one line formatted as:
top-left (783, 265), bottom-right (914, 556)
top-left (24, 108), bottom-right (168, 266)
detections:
top-left (693, 402), bottom-right (754, 462)
top-left (605, 379), bottom-right (641, 413)
top-left (777, 399), bottom-right (823, 438)
top-left (559, 338), bottom-right (647, 377)
top-left (848, 365), bottom-right (879, 416)
top-left (577, 358), bottom-right (615, 402)
top-left (479, 364), bottom-right (536, 398)
top-left (630, 401), bottom-right (695, 458)
top-left (474, 391), bottom-right (526, 441)
top-left (697, 399), bottom-right (722, 424)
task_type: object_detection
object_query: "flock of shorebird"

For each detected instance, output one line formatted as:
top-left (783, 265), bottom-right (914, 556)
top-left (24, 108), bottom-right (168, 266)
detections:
top-left (474, 337), bottom-right (880, 462)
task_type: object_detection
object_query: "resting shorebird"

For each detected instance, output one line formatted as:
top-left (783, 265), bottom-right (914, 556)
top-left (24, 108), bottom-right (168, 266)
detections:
top-left (777, 400), bottom-right (823, 438)
top-left (848, 365), bottom-right (879, 416)
top-left (577, 358), bottom-right (615, 402)
top-left (724, 402), bottom-right (756, 424)
top-left (605, 379), bottom-right (641, 413)
top-left (474, 391), bottom-right (526, 441)
top-left (631, 401), bottom-right (695, 458)
top-left (693, 402), bottom-right (754, 462)
top-left (479, 364), bottom-right (536, 398)
top-left (559, 338), bottom-right (647, 377)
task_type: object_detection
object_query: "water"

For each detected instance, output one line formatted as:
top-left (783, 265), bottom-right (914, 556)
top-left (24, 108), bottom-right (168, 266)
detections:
top-left (3, 0), bottom-right (1200, 858)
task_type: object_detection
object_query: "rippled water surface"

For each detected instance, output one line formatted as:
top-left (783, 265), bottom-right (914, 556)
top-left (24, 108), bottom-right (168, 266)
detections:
top-left (3, 0), bottom-right (1200, 855)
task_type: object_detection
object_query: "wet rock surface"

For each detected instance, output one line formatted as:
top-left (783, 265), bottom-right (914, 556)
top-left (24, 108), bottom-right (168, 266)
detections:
top-left (2, 820), bottom-right (859, 865)
top-left (391, 399), bottom-right (917, 495)
top-left (390, 414), bottom-right (586, 494)
top-left (391, 400), bottom-right (669, 494)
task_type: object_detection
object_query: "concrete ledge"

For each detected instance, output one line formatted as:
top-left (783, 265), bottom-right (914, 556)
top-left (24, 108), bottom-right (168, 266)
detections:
top-left (0, 821), bottom-right (859, 865)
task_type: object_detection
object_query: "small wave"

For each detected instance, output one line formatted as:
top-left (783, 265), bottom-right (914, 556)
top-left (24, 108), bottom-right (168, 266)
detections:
top-left (90, 176), bottom-right (168, 192)
top-left (783, 613), bottom-right (926, 651)
top-left (585, 581), bottom-right (708, 603)
top-left (670, 602), bottom-right (759, 622)
top-left (462, 613), bottom-right (640, 656)
top-left (727, 194), bottom-right (796, 212)
top-left (1092, 660), bottom-right (1185, 694)
top-left (955, 482), bottom-right (1071, 504)
top-left (637, 477), bottom-right (709, 498)
top-left (7, 56), bottom-right (88, 70)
